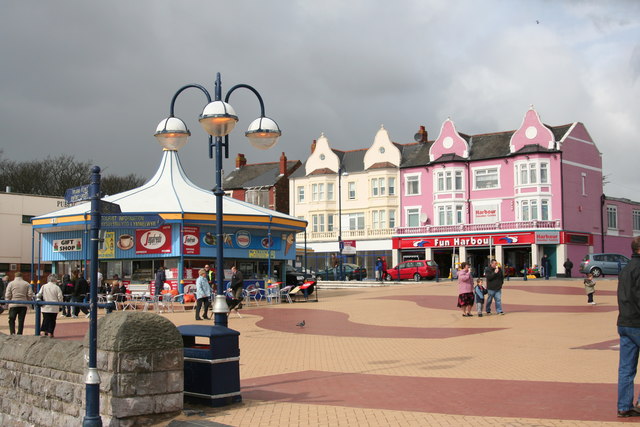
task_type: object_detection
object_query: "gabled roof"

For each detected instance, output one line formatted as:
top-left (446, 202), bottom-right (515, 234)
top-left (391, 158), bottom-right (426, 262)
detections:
top-left (223, 160), bottom-right (301, 189)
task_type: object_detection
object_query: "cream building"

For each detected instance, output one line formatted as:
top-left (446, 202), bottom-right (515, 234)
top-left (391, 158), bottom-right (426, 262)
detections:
top-left (0, 192), bottom-right (66, 281)
top-left (289, 126), bottom-right (424, 276)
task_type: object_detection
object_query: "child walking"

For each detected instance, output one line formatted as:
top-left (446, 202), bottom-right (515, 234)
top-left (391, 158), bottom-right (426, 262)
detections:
top-left (584, 273), bottom-right (596, 305)
top-left (474, 278), bottom-right (488, 317)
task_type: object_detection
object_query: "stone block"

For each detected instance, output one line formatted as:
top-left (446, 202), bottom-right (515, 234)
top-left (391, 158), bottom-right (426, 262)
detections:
top-left (110, 396), bottom-right (156, 418)
top-left (157, 392), bottom-right (183, 413)
top-left (119, 352), bottom-right (153, 373)
top-left (153, 349), bottom-right (184, 371)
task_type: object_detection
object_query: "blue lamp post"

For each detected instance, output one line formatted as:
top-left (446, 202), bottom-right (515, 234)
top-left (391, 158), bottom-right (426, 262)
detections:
top-left (155, 72), bottom-right (281, 326)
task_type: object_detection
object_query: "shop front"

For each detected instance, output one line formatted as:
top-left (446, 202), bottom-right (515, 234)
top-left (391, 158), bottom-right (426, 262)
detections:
top-left (392, 230), bottom-right (591, 278)
top-left (32, 145), bottom-right (306, 292)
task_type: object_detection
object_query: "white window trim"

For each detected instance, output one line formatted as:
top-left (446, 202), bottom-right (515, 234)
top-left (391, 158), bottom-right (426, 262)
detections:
top-left (433, 167), bottom-right (465, 193)
top-left (515, 197), bottom-right (551, 221)
top-left (514, 160), bottom-right (551, 187)
top-left (472, 165), bottom-right (501, 191)
top-left (404, 205), bottom-right (422, 227)
top-left (433, 202), bottom-right (465, 226)
top-left (607, 205), bottom-right (618, 230)
top-left (405, 173), bottom-right (422, 196)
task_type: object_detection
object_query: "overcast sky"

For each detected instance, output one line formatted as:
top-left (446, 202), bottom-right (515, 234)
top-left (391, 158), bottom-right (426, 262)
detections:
top-left (1, 1), bottom-right (639, 200)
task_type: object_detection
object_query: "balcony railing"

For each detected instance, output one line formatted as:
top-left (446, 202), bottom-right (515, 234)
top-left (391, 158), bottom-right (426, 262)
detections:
top-left (299, 220), bottom-right (561, 242)
top-left (395, 220), bottom-right (561, 235)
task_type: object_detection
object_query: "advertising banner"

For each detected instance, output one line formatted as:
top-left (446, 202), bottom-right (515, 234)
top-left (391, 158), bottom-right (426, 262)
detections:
top-left (395, 232), bottom-right (536, 249)
top-left (183, 226), bottom-right (200, 255)
top-left (136, 225), bottom-right (172, 254)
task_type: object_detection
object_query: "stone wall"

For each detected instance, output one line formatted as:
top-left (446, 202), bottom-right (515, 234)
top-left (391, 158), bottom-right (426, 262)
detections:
top-left (0, 312), bottom-right (184, 426)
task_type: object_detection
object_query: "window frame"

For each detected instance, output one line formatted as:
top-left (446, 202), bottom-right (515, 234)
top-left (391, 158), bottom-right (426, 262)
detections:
top-left (473, 166), bottom-right (500, 190)
top-left (405, 173), bottom-right (421, 196)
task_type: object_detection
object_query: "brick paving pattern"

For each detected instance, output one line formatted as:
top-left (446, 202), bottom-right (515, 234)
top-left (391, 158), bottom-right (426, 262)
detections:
top-left (0, 277), bottom-right (631, 426)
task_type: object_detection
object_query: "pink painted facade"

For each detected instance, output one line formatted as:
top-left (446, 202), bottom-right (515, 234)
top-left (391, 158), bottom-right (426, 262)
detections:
top-left (394, 107), bottom-right (636, 277)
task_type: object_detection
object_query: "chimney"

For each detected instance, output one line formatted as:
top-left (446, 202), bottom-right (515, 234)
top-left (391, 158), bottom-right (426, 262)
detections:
top-left (310, 139), bottom-right (317, 154)
top-left (279, 152), bottom-right (287, 175)
top-left (416, 126), bottom-right (428, 143)
top-left (235, 153), bottom-right (247, 169)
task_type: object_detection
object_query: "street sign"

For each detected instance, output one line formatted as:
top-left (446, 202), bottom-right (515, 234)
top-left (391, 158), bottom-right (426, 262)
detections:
top-left (100, 201), bottom-right (121, 214)
top-left (101, 214), bottom-right (164, 229)
top-left (64, 185), bottom-right (92, 204)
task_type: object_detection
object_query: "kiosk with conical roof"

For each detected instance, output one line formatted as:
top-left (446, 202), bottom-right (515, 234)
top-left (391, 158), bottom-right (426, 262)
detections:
top-left (32, 136), bottom-right (306, 293)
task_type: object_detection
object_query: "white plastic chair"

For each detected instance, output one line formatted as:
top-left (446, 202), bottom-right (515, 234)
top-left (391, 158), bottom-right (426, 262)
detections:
top-left (279, 285), bottom-right (293, 304)
top-left (243, 285), bottom-right (262, 306)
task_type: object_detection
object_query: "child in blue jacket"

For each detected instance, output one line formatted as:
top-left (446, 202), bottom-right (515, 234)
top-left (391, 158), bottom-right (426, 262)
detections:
top-left (474, 278), bottom-right (488, 317)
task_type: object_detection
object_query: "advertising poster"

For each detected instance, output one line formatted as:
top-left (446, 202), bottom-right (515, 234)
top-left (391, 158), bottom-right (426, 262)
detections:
top-left (136, 225), bottom-right (172, 254)
top-left (98, 231), bottom-right (115, 259)
top-left (183, 226), bottom-right (200, 255)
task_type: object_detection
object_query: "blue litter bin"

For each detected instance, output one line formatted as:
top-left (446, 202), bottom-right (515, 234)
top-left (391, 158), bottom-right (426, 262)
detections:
top-left (178, 324), bottom-right (241, 407)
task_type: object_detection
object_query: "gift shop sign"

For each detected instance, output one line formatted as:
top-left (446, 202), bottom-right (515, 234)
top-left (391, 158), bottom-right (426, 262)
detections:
top-left (136, 225), bottom-right (172, 254)
top-left (183, 226), bottom-right (200, 255)
top-left (394, 232), bottom-right (536, 249)
top-left (53, 238), bottom-right (83, 252)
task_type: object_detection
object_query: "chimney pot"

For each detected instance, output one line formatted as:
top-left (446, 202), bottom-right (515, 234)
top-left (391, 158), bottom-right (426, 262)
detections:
top-left (236, 153), bottom-right (247, 169)
top-left (280, 152), bottom-right (287, 175)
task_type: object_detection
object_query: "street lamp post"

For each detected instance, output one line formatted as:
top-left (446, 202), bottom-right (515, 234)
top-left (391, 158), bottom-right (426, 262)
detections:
top-left (337, 166), bottom-right (347, 281)
top-left (155, 73), bottom-right (280, 327)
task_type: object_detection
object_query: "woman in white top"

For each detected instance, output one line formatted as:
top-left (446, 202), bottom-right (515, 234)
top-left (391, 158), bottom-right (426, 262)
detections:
top-left (38, 273), bottom-right (64, 337)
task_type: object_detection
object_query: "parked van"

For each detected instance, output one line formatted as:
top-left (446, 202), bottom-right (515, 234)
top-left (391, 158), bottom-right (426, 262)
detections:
top-left (579, 253), bottom-right (629, 277)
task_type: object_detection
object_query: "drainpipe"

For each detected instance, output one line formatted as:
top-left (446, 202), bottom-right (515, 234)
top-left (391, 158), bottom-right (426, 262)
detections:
top-left (600, 193), bottom-right (606, 252)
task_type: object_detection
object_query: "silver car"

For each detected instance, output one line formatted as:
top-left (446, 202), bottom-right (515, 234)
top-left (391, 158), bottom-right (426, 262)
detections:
top-left (579, 253), bottom-right (629, 277)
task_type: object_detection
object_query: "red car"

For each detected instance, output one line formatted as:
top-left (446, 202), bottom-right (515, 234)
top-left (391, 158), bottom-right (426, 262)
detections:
top-left (385, 260), bottom-right (438, 281)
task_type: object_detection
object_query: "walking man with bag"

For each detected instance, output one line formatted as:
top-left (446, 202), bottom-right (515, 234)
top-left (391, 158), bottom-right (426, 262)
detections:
top-left (5, 272), bottom-right (34, 335)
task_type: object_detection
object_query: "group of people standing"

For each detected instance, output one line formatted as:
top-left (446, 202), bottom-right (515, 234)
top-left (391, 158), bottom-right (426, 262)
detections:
top-left (457, 259), bottom-right (505, 317)
top-left (194, 264), bottom-right (244, 321)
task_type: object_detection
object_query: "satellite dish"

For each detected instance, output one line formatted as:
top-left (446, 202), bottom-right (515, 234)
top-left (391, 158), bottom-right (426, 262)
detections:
top-left (420, 213), bottom-right (428, 223)
top-left (414, 132), bottom-right (423, 142)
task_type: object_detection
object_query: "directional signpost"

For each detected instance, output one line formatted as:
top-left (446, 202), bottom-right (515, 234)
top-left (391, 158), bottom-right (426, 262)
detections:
top-left (65, 184), bottom-right (92, 204)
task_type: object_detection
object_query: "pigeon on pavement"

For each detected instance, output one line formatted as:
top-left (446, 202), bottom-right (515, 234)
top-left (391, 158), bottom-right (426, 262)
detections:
top-left (296, 320), bottom-right (305, 327)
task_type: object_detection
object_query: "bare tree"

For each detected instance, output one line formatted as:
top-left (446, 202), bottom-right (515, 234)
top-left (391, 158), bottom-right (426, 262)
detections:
top-left (0, 154), bottom-right (145, 197)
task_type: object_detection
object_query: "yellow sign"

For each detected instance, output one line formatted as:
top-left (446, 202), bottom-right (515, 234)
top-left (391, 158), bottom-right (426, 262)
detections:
top-left (99, 231), bottom-right (115, 259)
top-left (248, 249), bottom-right (275, 259)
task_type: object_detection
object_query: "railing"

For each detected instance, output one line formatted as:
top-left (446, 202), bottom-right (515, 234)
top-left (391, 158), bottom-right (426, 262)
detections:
top-left (395, 220), bottom-right (561, 235)
top-left (299, 220), bottom-right (561, 241)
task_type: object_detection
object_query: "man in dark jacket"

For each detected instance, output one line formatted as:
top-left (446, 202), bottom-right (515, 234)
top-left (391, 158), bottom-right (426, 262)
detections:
top-left (484, 259), bottom-right (504, 315)
top-left (154, 267), bottom-right (166, 298)
top-left (617, 236), bottom-right (640, 417)
top-left (227, 266), bottom-right (244, 312)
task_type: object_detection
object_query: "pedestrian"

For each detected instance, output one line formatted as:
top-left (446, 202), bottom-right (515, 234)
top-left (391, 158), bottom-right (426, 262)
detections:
top-left (616, 236), bottom-right (640, 417)
top-left (71, 270), bottom-right (89, 317)
top-left (541, 254), bottom-right (551, 280)
top-left (375, 257), bottom-right (383, 282)
top-left (97, 270), bottom-right (104, 293)
top-left (61, 273), bottom-right (74, 317)
top-left (204, 264), bottom-right (216, 292)
top-left (0, 274), bottom-right (9, 314)
top-left (456, 262), bottom-right (474, 317)
top-left (5, 272), bottom-right (34, 335)
top-left (195, 269), bottom-right (211, 321)
top-left (381, 257), bottom-right (388, 281)
top-left (474, 277), bottom-right (488, 317)
top-left (154, 266), bottom-right (166, 299)
top-left (584, 273), bottom-right (596, 305)
top-left (227, 266), bottom-right (244, 313)
top-left (484, 259), bottom-right (505, 315)
top-left (564, 258), bottom-right (574, 278)
top-left (37, 274), bottom-right (63, 337)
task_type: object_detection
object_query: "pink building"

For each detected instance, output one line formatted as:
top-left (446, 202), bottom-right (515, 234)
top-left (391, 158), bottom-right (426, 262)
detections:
top-left (394, 107), bottom-right (637, 277)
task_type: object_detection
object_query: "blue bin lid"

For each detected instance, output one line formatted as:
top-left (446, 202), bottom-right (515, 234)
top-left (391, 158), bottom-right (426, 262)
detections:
top-left (178, 324), bottom-right (240, 338)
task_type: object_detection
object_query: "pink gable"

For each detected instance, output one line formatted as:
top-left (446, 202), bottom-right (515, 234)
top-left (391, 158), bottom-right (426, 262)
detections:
top-left (509, 107), bottom-right (555, 152)
top-left (429, 119), bottom-right (468, 161)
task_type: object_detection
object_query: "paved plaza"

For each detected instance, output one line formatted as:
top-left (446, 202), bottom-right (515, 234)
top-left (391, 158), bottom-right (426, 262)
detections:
top-left (0, 277), bottom-right (634, 426)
